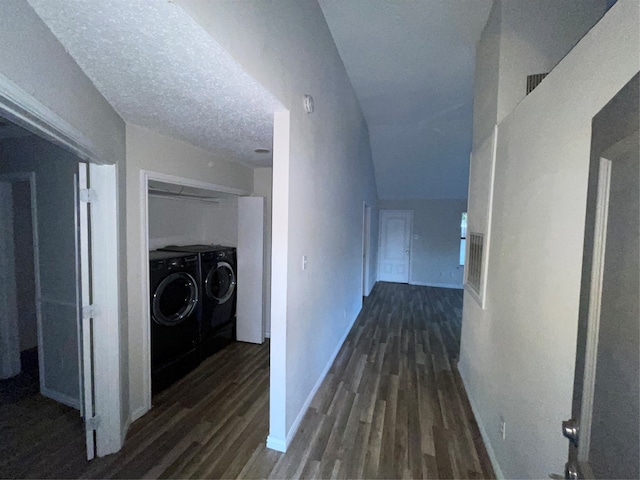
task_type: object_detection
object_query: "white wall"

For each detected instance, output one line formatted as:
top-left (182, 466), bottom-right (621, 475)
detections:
top-left (148, 195), bottom-right (238, 250)
top-left (176, 0), bottom-right (380, 448)
top-left (460, 2), bottom-right (640, 478)
top-left (379, 199), bottom-right (467, 288)
top-left (253, 168), bottom-right (272, 337)
top-left (0, 136), bottom-right (80, 403)
top-left (125, 124), bottom-right (253, 419)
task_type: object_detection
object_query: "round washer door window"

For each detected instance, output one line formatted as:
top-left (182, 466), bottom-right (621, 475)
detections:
top-left (152, 272), bottom-right (198, 326)
top-left (205, 261), bottom-right (236, 304)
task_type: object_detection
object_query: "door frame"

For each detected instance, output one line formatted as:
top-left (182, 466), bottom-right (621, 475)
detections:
top-left (362, 202), bottom-right (372, 296)
top-left (0, 172), bottom-right (39, 382)
top-left (0, 76), bottom-right (122, 456)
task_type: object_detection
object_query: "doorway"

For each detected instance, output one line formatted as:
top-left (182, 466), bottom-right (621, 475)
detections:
top-left (565, 74), bottom-right (639, 479)
top-left (362, 202), bottom-right (372, 296)
top-left (377, 210), bottom-right (412, 283)
top-left (0, 79), bottom-right (122, 460)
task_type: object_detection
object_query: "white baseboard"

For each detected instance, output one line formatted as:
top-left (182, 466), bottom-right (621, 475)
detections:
top-left (281, 309), bottom-right (358, 451)
top-left (457, 364), bottom-right (504, 479)
top-left (131, 404), bottom-right (149, 423)
top-left (41, 387), bottom-right (81, 410)
top-left (266, 435), bottom-right (286, 452)
top-left (410, 280), bottom-right (463, 290)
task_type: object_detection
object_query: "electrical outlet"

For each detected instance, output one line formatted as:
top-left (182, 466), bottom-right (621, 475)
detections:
top-left (499, 417), bottom-right (506, 440)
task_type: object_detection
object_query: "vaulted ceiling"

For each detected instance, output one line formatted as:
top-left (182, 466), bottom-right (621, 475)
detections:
top-left (27, 0), bottom-right (491, 196)
top-left (319, 0), bottom-right (492, 200)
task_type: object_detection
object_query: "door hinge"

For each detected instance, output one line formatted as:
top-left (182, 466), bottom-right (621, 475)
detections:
top-left (85, 415), bottom-right (101, 431)
top-left (82, 304), bottom-right (98, 320)
top-left (80, 188), bottom-right (97, 203)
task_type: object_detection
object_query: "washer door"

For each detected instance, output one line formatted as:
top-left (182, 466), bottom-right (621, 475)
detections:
top-left (205, 261), bottom-right (236, 304)
top-left (152, 272), bottom-right (198, 326)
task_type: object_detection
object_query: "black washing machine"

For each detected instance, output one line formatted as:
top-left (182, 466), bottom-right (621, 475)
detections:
top-left (149, 250), bottom-right (200, 393)
top-left (160, 245), bottom-right (237, 358)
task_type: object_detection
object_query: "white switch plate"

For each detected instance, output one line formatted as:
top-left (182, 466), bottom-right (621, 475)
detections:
top-left (302, 255), bottom-right (308, 270)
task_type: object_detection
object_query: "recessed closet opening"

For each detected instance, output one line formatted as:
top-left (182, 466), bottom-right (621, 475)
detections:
top-left (142, 173), bottom-right (268, 403)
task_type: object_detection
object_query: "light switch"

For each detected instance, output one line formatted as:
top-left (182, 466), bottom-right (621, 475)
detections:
top-left (302, 255), bottom-right (308, 270)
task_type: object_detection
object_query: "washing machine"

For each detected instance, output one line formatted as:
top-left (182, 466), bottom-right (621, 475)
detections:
top-left (149, 250), bottom-right (200, 393)
top-left (160, 245), bottom-right (237, 358)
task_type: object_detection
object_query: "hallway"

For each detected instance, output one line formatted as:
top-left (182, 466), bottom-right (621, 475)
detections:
top-left (2, 282), bottom-right (493, 479)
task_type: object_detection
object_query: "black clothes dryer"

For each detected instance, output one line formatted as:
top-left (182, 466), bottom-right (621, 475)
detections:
top-left (149, 250), bottom-right (200, 393)
top-left (160, 245), bottom-right (237, 358)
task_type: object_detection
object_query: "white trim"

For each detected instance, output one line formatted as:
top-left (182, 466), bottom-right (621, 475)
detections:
top-left (464, 125), bottom-right (498, 309)
top-left (410, 281), bottom-right (463, 290)
top-left (0, 73), bottom-right (104, 164)
top-left (458, 365), bottom-right (505, 479)
top-left (282, 308), bottom-right (359, 451)
top-left (267, 110), bottom-right (290, 451)
top-left (41, 385), bottom-right (81, 410)
top-left (266, 436), bottom-right (287, 452)
top-left (578, 157), bottom-right (612, 461)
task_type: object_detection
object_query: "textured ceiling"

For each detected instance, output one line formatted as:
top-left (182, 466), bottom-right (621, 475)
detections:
top-left (319, 0), bottom-right (492, 199)
top-left (27, 0), bottom-right (282, 168)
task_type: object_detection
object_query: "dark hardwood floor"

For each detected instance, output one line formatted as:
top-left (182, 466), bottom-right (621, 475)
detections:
top-left (0, 282), bottom-right (494, 479)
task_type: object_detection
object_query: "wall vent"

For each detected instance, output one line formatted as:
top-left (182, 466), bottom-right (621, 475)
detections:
top-left (526, 73), bottom-right (549, 95)
top-left (466, 232), bottom-right (484, 295)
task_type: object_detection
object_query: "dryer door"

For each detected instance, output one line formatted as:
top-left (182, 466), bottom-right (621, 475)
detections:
top-left (205, 261), bottom-right (236, 304)
top-left (152, 272), bottom-right (198, 326)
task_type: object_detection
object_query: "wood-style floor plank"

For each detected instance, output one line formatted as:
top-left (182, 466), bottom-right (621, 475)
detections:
top-left (0, 282), bottom-right (494, 479)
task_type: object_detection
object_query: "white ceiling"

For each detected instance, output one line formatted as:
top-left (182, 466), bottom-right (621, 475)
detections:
top-left (319, 0), bottom-right (492, 200)
top-left (27, 0), bottom-right (282, 168)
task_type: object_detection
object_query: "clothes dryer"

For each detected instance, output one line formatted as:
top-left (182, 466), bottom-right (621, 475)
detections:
top-left (160, 245), bottom-right (237, 358)
top-left (149, 250), bottom-right (200, 393)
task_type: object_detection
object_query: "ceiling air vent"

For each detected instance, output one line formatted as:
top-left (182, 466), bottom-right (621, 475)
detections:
top-left (526, 73), bottom-right (549, 95)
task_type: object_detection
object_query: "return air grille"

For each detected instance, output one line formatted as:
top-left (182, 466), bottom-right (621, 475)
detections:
top-left (526, 73), bottom-right (549, 95)
top-left (466, 233), bottom-right (484, 295)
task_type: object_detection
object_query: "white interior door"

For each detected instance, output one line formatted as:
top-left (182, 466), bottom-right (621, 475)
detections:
top-left (378, 210), bottom-right (412, 283)
top-left (236, 196), bottom-right (265, 343)
top-left (76, 162), bottom-right (96, 460)
top-left (564, 74), bottom-right (639, 480)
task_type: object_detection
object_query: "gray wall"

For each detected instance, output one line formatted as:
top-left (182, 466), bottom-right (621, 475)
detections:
top-left (0, 135), bottom-right (80, 404)
top-left (379, 199), bottom-right (466, 288)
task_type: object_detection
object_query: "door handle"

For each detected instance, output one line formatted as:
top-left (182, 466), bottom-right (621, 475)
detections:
top-left (562, 418), bottom-right (580, 446)
top-left (405, 249), bottom-right (409, 254)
